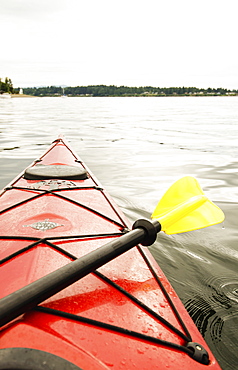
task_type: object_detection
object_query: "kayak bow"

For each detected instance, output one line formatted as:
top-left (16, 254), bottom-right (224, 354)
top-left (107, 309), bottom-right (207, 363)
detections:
top-left (0, 137), bottom-right (223, 369)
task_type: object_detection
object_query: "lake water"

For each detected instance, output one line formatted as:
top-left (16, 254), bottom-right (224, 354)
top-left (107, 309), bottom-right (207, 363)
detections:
top-left (0, 96), bottom-right (237, 369)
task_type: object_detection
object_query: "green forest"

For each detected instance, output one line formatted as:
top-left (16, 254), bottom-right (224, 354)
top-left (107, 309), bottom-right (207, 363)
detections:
top-left (0, 77), bottom-right (14, 94)
top-left (23, 85), bottom-right (238, 97)
top-left (1, 77), bottom-right (238, 97)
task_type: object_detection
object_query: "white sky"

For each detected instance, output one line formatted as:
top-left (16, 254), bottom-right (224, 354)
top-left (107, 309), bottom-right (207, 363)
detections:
top-left (1, 0), bottom-right (238, 89)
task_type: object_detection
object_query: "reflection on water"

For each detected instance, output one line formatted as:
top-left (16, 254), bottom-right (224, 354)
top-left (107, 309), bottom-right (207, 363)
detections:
top-left (0, 96), bottom-right (238, 369)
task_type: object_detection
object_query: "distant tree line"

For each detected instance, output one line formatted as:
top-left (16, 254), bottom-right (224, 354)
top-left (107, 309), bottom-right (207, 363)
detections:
top-left (22, 85), bottom-right (238, 97)
top-left (0, 77), bottom-right (14, 94)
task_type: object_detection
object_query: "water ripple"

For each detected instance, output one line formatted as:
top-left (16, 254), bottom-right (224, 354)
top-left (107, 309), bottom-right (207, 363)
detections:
top-left (184, 276), bottom-right (238, 370)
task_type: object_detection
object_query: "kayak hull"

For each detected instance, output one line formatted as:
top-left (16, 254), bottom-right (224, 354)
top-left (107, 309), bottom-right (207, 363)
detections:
top-left (0, 138), bottom-right (221, 369)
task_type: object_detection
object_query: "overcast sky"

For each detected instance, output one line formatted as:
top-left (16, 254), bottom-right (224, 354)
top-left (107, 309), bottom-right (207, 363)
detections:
top-left (1, 0), bottom-right (237, 89)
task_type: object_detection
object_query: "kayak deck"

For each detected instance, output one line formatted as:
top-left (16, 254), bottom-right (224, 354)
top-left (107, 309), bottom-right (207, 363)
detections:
top-left (0, 138), bottom-right (220, 369)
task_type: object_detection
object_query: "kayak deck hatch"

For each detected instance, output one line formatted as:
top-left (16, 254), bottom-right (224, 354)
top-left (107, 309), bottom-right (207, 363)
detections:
top-left (24, 164), bottom-right (88, 180)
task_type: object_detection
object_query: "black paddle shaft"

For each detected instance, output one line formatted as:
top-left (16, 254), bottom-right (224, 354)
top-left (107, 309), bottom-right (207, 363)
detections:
top-left (0, 219), bottom-right (161, 328)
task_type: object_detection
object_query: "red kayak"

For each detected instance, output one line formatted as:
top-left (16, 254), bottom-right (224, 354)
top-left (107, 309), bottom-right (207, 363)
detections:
top-left (0, 137), bottom-right (221, 369)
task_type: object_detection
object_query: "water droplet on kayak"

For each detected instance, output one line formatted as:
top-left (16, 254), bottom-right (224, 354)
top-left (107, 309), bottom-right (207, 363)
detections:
top-left (137, 348), bottom-right (144, 354)
top-left (105, 361), bottom-right (114, 367)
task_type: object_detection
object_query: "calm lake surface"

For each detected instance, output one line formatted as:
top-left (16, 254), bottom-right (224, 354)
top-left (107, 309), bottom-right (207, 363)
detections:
top-left (0, 96), bottom-right (237, 369)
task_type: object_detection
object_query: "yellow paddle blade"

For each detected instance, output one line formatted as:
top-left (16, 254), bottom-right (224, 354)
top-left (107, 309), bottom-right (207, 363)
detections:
top-left (151, 176), bottom-right (224, 234)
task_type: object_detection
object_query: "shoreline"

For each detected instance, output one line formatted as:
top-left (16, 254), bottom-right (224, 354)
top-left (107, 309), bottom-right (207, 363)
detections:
top-left (9, 94), bottom-right (238, 98)
top-left (10, 94), bottom-right (36, 98)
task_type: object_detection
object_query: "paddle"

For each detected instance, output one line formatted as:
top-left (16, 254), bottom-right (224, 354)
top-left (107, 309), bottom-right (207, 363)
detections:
top-left (0, 176), bottom-right (224, 328)
top-left (152, 176), bottom-right (224, 234)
